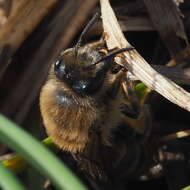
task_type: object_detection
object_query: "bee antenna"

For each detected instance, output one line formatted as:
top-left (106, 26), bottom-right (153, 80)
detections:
top-left (86, 47), bottom-right (134, 69)
top-left (75, 12), bottom-right (100, 56)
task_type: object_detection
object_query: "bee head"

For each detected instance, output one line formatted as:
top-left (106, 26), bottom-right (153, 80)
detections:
top-left (53, 13), bottom-right (134, 96)
top-left (54, 46), bottom-right (134, 96)
top-left (54, 46), bottom-right (113, 96)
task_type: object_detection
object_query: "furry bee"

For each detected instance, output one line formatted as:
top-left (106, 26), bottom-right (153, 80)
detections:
top-left (40, 14), bottom-right (152, 183)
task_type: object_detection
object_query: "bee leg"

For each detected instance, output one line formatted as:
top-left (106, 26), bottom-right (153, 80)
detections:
top-left (121, 78), bottom-right (141, 119)
top-left (108, 71), bottom-right (124, 98)
top-left (141, 105), bottom-right (153, 142)
top-left (121, 76), bottom-right (152, 141)
top-left (109, 80), bottom-right (121, 99)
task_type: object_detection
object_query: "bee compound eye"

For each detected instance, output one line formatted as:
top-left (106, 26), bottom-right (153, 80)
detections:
top-left (54, 59), bottom-right (66, 79)
top-left (54, 59), bottom-right (61, 71)
top-left (54, 60), bottom-right (60, 67)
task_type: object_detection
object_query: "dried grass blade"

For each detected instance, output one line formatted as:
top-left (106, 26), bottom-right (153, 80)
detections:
top-left (100, 0), bottom-right (190, 112)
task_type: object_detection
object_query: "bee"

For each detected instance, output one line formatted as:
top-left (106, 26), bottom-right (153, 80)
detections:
top-left (40, 13), bottom-right (152, 183)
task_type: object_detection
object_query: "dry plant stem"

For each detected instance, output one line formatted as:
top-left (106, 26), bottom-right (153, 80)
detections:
top-left (127, 65), bottom-right (190, 85)
top-left (87, 17), bottom-right (154, 37)
top-left (57, 0), bottom-right (99, 50)
top-left (143, 0), bottom-right (189, 61)
top-left (167, 46), bottom-right (190, 66)
top-left (118, 17), bottom-right (154, 32)
top-left (0, 0), bottom-right (58, 81)
top-left (114, 1), bottom-right (145, 16)
top-left (0, 153), bottom-right (15, 161)
top-left (0, 0), bottom-right (12, 16)
top-left (173, 0), bottom-right (184, 6)
top-left (0, 0), bottom-right (12, 27)
top-left (0, 44), bottom-right (11, 80)
top-left (100, 0), bottom-right (190, 112)
top-left (160, 129), bottom-right (190, 142)
top-left (0, 0), bottom-right (58, 55)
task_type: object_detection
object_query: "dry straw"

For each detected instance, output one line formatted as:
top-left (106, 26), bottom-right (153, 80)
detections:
top-left (100, 0), bottom-right (190, 112)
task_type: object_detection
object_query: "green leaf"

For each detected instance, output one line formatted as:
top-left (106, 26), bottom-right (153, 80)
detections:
top-left (0, 114), bottom-right (87, 190)
top-left (134, 83), bottom-right (148, 99)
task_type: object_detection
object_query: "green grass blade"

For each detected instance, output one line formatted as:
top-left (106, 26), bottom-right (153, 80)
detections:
top-left (183, 186), bottom-right (190, 190)
top-left (2, 137), bottom-right (58, 173)
top-left (0, 114), bottom-right (87, 190)
top-left (0, 163), bottom-right (27, 190)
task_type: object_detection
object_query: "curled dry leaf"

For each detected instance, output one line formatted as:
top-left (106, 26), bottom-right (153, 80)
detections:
top-left (100, 0), bottom-right (190, 112)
